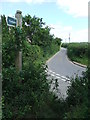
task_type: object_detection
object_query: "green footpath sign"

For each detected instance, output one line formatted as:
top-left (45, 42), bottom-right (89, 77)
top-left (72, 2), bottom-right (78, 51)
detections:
top-left (7, 16), bottom-right (17, 27)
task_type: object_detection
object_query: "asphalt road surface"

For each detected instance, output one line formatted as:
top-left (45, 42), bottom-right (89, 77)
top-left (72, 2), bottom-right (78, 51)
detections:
top-left (46, 47), bottom-right (86, 99)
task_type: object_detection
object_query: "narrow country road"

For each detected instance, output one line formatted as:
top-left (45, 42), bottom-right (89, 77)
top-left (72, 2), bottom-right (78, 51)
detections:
top-left (46, 47), bottom-right (86, 98)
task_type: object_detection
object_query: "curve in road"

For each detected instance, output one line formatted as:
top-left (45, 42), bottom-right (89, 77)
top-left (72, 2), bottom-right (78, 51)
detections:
top-left (47, 47), bottom-right (86, 79)
top-left (46, 47), bottom-right (86, 99)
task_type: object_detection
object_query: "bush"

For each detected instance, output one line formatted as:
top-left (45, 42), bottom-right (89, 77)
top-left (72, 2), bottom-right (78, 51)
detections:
top-left (61, 43), bottom-right (68, 48)
top-left (2, 64), bottom-right (67, 119)
top-left (2, 15), bottom-right (64, 119)
top-left (65, 70), bottom-right (88, 119)
top-left (67, 43), bottom-right (88, 65)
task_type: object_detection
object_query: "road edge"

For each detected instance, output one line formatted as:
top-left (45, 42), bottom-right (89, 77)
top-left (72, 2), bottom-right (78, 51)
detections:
top-left (46, 51), bottom-right (60, 63)
top-left (64, 47), bottom-right (87, 68)
top-left (67, 55), bottom-right (87, 68)
top-left (72, 61), bottom-right (87, 68)
top-left (66, 52), bottom-right (87, 68)
top-left (47, 47), bottom-right (87, 68)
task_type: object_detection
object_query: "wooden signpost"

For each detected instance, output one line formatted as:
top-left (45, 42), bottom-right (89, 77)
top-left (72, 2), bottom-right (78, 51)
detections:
top-left (7, 10), bottom-right (22, 72)
top-left (15, 10), bottom-right (22, 72)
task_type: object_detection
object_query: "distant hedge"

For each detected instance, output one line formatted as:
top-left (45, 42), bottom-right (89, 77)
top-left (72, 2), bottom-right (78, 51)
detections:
top-left (68, 43), bottom-right (88, 57)
top-left (61, 43), bottom-right (68, 48)
top-left (67, 43), bottom-right (88, 65)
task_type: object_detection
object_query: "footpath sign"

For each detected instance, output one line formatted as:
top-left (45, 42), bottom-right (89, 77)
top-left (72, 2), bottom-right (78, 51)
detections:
top-left (7, 16), bottom-right (17, 27)
top-left (7, 10), bottom-right (22, 72)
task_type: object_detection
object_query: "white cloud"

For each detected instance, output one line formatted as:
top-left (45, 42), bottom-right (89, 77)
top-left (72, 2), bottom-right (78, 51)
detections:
top-left (26, 0), bottom-right (45, 4)
top-left (49, 23), bottom-right (72, 40)
top-left (71, 29), bottom-right (88, 42)
top-left (50, 23), bottom-right (88, 42)
top-left (0, 0), bottom-right (54, 3)
top-left (1, 0), bottom-right (21, 2)
top-left (57, 0), bottom-right (89, 17)
top-left (1, 0), bottom-right (89, 17)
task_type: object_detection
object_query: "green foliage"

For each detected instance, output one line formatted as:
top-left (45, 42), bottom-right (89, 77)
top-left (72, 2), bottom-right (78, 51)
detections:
top-left (65, 70), bottom-right (89, 119)
top-left (23, 41), bottom-right (42, 66)
top-left (2, 14), bottom-right (64, 119)
top-left (2, 14), bottom-right (89, 120)
top-left (67, 76), bottom-right (88, 106)
top-left (22, 15), bottom-right (61, 64)
top-left (61, 43), bottom-right (89, 119)
top-left (67, 42), bottom-right (88, 65)
top-left (2, 63), bottom-right (66, 119)
top-left (61, 43), bottom-right (68, 48)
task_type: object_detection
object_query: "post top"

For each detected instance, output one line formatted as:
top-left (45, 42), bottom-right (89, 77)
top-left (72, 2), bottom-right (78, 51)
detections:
top-left (16, 10), bottom-right (22, 14)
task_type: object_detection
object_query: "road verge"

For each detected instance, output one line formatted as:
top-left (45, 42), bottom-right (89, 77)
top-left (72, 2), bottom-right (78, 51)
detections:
top-left (72, 61), bottom-right (87, 68)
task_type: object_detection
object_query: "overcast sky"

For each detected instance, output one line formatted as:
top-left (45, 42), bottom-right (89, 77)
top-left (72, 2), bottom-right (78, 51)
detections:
top-left (0, 0), bottom-right (89, 42)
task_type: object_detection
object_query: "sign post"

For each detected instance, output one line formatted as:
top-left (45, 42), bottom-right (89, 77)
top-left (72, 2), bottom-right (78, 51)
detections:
top-left (7, 10), bottom-right (22, 72)
top-left (15, 10), bottom-right (22, 72)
